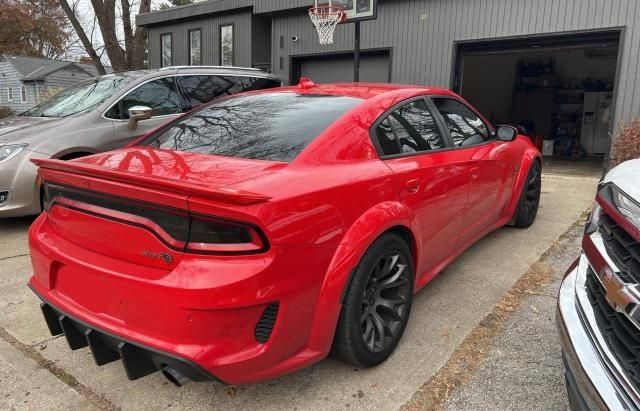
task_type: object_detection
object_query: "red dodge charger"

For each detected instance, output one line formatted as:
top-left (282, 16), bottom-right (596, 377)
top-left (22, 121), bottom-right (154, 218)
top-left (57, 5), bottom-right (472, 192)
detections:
top-left (28, 81), bottom-right (541, 386)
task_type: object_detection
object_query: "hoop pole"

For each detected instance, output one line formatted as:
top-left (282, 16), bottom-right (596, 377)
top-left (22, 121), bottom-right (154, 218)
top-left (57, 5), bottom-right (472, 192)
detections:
top-left (354, 21), bottom-right (361, 82)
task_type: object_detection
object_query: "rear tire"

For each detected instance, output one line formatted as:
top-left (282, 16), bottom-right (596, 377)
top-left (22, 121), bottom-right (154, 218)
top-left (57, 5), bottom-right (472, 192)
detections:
top-left (331, 233), bottom-right (413, 367)
top-left (513, 161), bottom-right (541, 228)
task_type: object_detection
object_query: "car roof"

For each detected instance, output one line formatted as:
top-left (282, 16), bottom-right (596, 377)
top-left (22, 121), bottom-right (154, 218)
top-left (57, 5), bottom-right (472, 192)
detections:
top-left (252, 82), bottom-right (457, 100)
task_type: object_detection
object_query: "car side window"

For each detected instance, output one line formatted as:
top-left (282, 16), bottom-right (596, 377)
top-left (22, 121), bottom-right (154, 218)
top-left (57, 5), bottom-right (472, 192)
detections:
top-left (177, 76), bottom-right (281, 112)
top-left (105, 77), bottom-right (182, 120)
top-left (229, 76), bottom-right (281, 94)
top-left (374, 118), bottom-right (401, 155)
top-left (375, 99), bottom-right (444, 155)
top-left (432, 98), bottom-right (489, 148)
top-left (177, 76), bottom-right (232, 111)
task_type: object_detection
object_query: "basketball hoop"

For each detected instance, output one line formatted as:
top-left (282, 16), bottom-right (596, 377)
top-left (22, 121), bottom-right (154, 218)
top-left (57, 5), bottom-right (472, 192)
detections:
top-left (309, 4), bottom-right (345, 45)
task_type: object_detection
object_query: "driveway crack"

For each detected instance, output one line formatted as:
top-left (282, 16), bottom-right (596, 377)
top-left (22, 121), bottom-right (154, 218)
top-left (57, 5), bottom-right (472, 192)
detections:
top-left (0, 327), bottom-right (118, 410)
top-left (0, 253), bottom-right (29, 261)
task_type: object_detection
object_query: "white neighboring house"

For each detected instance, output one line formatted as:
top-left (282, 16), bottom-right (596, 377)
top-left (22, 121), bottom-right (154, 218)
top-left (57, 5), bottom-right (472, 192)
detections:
top-left (0, 55), bottom-right (110, 113)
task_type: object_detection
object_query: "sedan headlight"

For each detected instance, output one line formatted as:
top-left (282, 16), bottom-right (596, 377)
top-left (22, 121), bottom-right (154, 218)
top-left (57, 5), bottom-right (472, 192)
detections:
top-left (0, 144), bottom-right (28, 164)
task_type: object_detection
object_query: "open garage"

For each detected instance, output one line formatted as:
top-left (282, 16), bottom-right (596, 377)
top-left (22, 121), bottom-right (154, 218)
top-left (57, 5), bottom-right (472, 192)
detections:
top-left (455, 30), bottom-right (621, 165)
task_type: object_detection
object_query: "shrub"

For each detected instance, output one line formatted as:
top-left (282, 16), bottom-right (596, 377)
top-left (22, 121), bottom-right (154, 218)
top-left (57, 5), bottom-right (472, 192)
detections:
top-left (610, 118), bottom-right (640, 167)
top-left (0, 106), bottom-right (14, 119)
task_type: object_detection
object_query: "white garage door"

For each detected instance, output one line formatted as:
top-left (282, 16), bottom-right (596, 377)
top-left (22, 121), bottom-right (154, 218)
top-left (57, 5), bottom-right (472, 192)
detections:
top-left (295, 51), bottom-right (390, 83)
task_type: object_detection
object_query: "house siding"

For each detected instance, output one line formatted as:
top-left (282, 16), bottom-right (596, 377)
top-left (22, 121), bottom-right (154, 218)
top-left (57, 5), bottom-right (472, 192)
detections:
top-left (269, 0), bottom-right (638, 127)
top-left (0, 58), bottom-right (29, 113)
top-left (1, 57), bottom-right (95, 113)
top-left (43, 66), bottom-right (92, 91)
top-left (141, 0), bottom-right (640, 128)
top-left (147, 10), bottom-right (253, 68)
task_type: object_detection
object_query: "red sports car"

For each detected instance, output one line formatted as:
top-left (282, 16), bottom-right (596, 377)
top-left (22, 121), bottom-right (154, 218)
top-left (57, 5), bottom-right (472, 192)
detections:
top-left (28, 81), bottom-right (541, 386)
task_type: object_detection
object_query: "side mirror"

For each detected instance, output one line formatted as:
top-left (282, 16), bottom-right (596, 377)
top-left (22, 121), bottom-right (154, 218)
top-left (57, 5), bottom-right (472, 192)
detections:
top-left (496, 125), bottom-right (518, 142)
top-left (127, 105), bottom-right (153, 130)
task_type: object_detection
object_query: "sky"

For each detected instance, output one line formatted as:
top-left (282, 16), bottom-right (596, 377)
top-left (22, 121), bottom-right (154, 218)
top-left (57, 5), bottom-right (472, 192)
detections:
top-left (63, 0), bottom-right (167, 64)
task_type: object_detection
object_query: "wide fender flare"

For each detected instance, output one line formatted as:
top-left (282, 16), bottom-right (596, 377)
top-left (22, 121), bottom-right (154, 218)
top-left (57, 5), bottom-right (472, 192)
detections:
top-left (304, 201), bottom-right (419, 354)
top-left (506, 147), bottom-right (542, 218)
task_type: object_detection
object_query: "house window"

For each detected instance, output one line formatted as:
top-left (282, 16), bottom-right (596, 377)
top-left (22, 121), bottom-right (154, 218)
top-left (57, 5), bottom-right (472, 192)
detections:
top-left (161, 33), bottom-right (172, 67)
top-left (7, 87), bottom-right (13, 102)
top-left (220, 24), bottom-right (234, 66)
top-left (21, 86), bottom-right (27, 103)
top-left (189, 29), bottom-right (201, 66)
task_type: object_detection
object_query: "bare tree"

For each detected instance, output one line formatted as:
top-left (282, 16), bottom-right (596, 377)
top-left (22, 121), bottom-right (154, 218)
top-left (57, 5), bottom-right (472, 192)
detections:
top-left (59, 0), bottom-right (106, 74)
top-left (58, 0), bottom-right (150, 72)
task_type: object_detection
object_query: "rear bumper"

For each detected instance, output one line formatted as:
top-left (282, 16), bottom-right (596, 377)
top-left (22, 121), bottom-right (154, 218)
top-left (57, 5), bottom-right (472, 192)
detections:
top-left (28, 213), bottom-right (336, 384)
top-left (34, 293), bottom-right (218, 384)
top-left (556, 254), bottom-right (639, 410)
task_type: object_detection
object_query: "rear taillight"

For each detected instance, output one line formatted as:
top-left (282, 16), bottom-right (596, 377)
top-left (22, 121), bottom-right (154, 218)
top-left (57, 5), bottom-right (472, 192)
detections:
top-left (186, 215), bottom-right (267, 254)
top-left (43, 181), bottom-right (268, 255)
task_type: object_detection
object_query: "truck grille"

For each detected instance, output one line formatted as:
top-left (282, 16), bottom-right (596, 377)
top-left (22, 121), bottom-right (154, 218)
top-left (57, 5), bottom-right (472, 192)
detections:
top-left (586, 268), bottom-right (640, 390)
top-left (599, 213), bottom-right (640, 284)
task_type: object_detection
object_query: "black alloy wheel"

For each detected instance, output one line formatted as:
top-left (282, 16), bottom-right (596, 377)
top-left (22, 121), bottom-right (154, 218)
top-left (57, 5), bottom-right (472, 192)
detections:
top-left (360, 251), bottom-right (411, 353)
top-left (514, 161), bottom-right (542, 228)
top-left (332, 233), bottom-right (414, 367)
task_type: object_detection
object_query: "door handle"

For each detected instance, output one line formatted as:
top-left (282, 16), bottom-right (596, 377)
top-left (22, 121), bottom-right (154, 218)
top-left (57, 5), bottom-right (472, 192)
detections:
top-left (405, 179), bottom-right (421, 193)
top-left (471, 167), bottom-right (480, 180)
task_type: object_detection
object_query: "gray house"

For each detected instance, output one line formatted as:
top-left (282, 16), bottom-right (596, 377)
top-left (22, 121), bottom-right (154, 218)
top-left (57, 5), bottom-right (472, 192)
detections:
top-left (137, 0), bottom-right (640, 160)
top-left (0, 55), bottom-right (106, 113)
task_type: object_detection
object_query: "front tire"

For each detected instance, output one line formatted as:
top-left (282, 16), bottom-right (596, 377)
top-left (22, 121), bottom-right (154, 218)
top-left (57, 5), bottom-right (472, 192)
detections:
top-left (332, 233), bottom-right (414, 367)
top-left (513, 160), bottom-right (541, 228)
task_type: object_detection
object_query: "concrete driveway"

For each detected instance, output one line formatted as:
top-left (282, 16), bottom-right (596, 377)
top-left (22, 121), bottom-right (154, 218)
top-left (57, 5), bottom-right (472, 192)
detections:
top-left (0, 164), bottom-right (600, 410)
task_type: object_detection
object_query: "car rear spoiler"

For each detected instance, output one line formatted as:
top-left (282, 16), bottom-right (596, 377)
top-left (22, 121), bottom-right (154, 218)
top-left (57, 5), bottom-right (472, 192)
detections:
top-left (32, 158), bottom-right (271, 205)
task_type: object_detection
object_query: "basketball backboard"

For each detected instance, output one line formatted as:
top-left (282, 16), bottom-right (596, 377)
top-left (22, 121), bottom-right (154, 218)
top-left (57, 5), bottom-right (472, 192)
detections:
top-left (316, 0), bottom-right (377, 22)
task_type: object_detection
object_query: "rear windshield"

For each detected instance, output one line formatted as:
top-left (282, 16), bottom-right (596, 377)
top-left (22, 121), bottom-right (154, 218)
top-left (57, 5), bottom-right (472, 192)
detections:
top-left (141, 92), bottom-right (363, 162)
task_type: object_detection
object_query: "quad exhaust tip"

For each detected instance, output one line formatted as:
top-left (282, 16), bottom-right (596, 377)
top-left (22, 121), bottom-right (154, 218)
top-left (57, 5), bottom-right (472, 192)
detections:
top-left (161, 365), bottom-right (191, 387)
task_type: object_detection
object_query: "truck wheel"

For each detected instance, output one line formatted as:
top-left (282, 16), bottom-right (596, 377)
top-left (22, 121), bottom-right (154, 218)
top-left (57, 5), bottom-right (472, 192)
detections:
top-left (332, 233), bottom-right (413, 367)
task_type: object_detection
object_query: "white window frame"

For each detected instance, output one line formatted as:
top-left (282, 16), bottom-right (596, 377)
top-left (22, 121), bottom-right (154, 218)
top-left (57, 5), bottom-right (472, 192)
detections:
top-left (20, 86), bottom-right (27, 103)
top-left (188, 28), bottom-right (202, 66)
top-left (7, 87), bottom-right (13, 102)
top-left (220, 24), bottom-right (234, 66)
top-left (161, 33), bottom-right (172, 68)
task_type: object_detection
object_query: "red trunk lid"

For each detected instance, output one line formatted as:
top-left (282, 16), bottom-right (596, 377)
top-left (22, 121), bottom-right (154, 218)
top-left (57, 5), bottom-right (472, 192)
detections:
top-left (34, 147), bottom-right (281, 269)
top-left (76, 147), bottom-right (287, 192)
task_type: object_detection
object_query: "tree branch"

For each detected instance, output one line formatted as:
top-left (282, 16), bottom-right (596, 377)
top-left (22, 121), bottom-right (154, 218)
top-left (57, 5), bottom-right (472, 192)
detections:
top-left (121, 0), bottom-right (134, 66)
top-left (90, 0), bottom-right (127, 70)
top-left (58, 0), bottom-right (106, 74)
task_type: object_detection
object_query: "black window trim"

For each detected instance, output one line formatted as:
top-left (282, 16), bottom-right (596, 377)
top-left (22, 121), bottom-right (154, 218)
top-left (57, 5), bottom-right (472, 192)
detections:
top-left (369, 95), bottom-right (454, 160)
top-left (160, 32), bottom-right (173, 68)
top-left (187, 28), bottom-right (203, 66)
top-left (427, 96), bottom-right (496, 151)
top-left (219, 23), bottom-right (235, 66)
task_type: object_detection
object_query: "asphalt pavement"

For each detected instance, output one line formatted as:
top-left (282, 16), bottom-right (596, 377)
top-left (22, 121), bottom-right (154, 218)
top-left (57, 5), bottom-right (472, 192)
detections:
top-left (442, 220), bottom-right (584, 410)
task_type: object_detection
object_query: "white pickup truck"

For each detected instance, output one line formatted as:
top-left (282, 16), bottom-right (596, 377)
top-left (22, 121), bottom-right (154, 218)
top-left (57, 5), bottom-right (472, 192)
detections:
top-left (557, 159), bottom-right (640, 410)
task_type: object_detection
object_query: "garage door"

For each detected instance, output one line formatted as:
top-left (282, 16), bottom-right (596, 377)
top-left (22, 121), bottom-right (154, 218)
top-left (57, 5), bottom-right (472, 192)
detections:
top-left (293, 51), bottom-right (390, 84)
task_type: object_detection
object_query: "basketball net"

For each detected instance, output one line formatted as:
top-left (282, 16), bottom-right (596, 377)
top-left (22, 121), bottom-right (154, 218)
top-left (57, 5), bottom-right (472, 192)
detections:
top-left (309, 4), bottom-right (345, 45)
